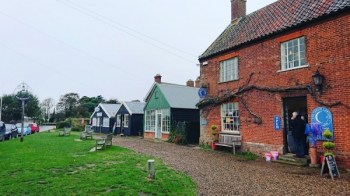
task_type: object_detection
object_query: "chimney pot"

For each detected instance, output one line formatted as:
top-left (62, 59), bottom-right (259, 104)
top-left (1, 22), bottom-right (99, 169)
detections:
top-left (186, 79), bottom-right (194, 87)
top-left (231, 0), bottom-right (246, 22)
top-left (195, 77), bottom-right (201, 88)
top-left (154, 74), bottom-right (162, 83)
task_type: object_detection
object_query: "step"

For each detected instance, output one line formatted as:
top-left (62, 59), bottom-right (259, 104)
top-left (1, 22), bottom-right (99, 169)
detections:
top-left (271, 159), bottom-right (308, 166)
top-left (279, 156), bottom-right (308, 163)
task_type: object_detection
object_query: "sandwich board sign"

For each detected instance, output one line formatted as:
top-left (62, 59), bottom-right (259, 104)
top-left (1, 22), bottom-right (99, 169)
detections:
top-left (320, 155), bottom-right (340, 180)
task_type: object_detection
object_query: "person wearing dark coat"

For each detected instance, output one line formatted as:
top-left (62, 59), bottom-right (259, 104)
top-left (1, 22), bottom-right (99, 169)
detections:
top-left (290, 112), bottom-right (307, 158)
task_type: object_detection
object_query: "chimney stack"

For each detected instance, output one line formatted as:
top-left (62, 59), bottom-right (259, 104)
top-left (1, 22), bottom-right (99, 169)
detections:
top-left (231, 0), bottom-right (246, 22)
top-left (186, 79), bottom-right (194, 87)
top-left (154, 74), bottom-right (162, 83)
top-left (195, 77), bottom-right (201, 88)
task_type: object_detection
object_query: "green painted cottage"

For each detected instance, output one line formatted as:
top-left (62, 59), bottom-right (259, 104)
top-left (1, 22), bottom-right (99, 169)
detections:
top-left (143, 74), bottom-right (200, 143)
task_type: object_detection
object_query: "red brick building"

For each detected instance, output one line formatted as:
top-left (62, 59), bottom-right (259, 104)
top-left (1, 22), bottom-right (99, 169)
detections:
top-left (198, 0), bottom-right (350, 168)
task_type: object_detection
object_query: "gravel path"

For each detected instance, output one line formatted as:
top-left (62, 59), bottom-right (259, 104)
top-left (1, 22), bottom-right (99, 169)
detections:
top-left (113, 136), bottom-right (350, 195)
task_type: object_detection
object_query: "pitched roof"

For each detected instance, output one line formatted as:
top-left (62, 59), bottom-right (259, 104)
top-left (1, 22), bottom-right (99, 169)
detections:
top-left (199, 0), bottom-right (350, 60)
top-left (144, 83), bottom-right (200, 109)
top-left (99, 103), bottom-right (121, 118)
top-left (123, 101), bottom-right (145, 115)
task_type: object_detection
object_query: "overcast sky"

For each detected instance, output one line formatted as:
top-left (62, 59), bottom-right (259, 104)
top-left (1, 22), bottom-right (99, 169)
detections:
top-left (0, 0), bottom-right (277, 103)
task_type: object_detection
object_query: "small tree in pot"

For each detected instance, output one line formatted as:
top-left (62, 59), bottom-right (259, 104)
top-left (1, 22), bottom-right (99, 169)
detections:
top-left (211, 125), bottom-right (218, 150)
top-left (322, 129), bottom-right (335, 157)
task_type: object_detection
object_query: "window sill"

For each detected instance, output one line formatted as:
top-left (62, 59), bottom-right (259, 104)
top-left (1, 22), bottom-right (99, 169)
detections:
top-left (220, 130), bottom-right (240, 135)
top-left (277, 64), bottom-right (309, 73)
top-left (145, 130), bottom-right (155, 132)
top-left (161, 132), bottom-right (170, 134)
top-left (218, 79), bottom-right (239, 84)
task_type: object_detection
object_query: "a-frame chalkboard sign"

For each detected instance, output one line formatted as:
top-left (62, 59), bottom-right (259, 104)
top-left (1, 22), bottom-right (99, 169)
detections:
top-left (320, 155), bottom-right (340, 180)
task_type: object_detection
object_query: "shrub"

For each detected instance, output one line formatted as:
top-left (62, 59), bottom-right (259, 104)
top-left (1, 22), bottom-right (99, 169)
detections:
top-left (323, 141), bottom-right (335, 150)
top-left (322, 129), bottom-right (332, 139)
top-left (56, 121), bottom-right (71, 129)
top-left (168, 121), bottom-right (188, 145)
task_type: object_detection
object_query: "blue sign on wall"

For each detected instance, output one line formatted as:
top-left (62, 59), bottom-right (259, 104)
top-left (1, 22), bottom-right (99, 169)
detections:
top-left (311, 107), bottom-right (334, 141)
top-left (274, 115), bottom-right (281, 131)
top-left (198, 88), bottom-right (207, 98)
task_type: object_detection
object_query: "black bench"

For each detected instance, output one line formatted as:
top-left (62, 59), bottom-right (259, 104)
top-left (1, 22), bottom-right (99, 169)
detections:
top-left (95, 134), bottom-right (113, 151)
top-left (215, 133), bottom-right (242, 154)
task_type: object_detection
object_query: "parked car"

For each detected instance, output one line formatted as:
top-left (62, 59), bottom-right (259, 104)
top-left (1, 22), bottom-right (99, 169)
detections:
top-left (0, 121), bottom-right (5, 141)
top-left (16, 123), bottom-right (31, 136)
top-left (5, 124), bottom-right (18, 140)
top-left (29, 123), bottom-right (40, 133)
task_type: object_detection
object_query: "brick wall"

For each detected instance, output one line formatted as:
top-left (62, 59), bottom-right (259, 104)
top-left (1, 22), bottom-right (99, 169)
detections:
top-left (199, 12), bottom-right (350, 168)
top-left (143, 131), bottom-right (169, 141)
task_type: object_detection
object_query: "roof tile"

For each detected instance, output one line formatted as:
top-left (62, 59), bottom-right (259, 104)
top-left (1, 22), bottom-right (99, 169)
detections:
top-left (199, 0), bottom-right (350, 60)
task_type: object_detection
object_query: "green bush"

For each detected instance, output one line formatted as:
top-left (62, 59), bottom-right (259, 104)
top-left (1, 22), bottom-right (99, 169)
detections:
top-left (323, 141), bottom-right (335, 150)
top-left (322, 129), bottom-right (332, 139)
top-left (168, 122), bottom-right (188, 145)
top-left (56, 121), bottom-right (71, 129)
top-left (57, 118), bottom-right (84, 131)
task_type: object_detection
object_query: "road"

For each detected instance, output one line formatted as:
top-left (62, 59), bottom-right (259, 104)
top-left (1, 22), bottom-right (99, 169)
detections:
top-left (39, 125), bottom-right (56, 132)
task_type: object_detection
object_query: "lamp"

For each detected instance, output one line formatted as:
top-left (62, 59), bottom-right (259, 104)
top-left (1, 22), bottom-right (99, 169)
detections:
top-left (312, 70), bottom-right (324, 94)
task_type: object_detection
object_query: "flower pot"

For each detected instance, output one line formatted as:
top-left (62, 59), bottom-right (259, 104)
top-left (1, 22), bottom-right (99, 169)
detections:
top-left (320, 155), bottom-right (325, 164)
top-left (265, 153), bottom-right (272, 162)
top-left (270, 151), bottom-right (279, 160)
top-left (211, 142), bottom-right (218, 150)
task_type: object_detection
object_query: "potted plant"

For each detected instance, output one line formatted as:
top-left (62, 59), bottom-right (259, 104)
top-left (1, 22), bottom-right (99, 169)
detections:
top-left (211, 125), bottom-right (218, 150)
top-left (321, 129), bottom-right (335, 163)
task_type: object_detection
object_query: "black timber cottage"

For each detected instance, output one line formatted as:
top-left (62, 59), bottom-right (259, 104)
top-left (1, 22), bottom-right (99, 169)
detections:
top-left (114, 101), bottom-right (145, 136)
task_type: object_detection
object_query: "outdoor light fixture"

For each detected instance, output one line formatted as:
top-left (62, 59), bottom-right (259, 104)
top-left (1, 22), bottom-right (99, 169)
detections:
top-left (312, 70), bottom-right (324, 94)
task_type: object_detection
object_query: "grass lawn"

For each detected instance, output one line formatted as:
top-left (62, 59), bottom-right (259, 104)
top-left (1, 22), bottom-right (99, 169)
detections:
top-left (0, 132), bottom-right (196, 195)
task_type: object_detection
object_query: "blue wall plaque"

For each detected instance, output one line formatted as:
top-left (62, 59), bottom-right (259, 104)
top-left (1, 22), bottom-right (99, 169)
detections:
top-left (198, 88), bottom-right (207, 98)
top-left (311, 107), bottom-right (334, 141)
top-left (274, 115), bottom-right (281, 131)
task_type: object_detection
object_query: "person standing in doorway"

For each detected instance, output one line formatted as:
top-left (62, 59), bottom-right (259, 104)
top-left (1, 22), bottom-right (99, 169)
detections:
top-left (290, 111), bottom-right (307, 158)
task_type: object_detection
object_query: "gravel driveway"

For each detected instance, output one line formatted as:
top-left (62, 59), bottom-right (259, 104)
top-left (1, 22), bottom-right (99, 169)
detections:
top-left (113, 136), bottom-right (350, 195)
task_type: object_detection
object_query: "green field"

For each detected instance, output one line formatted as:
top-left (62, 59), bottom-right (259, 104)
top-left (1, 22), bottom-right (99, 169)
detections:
top-left (0, 132), bottom-right (196, 195)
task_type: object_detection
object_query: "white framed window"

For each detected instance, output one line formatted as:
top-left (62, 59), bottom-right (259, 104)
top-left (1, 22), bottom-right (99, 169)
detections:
top-left (92, 118), bottom-right (97, 126)
top-left (124, 114), bottom-right (129, 127)
top-left (281, 37), bottom-right (306, 70)
top-left (116, 115), bottom-right (121, 127)
top-left (220, 57), bottom-right (238, 82)
top-left (145, 110), bottom-right (155, 131)
top-left (103, 117), bottom-right (109, 127)
top-left (221, 102), bottom-right (239, 132)
top-left (161, 109), bottom-right (170, 133)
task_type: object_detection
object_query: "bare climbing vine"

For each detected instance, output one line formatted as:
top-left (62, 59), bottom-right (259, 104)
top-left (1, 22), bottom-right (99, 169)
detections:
top-left (197, 73), bottom-right (349, 124)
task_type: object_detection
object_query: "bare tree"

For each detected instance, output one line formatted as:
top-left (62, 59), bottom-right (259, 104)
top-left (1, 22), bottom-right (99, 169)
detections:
top-left (40, 98), bottom-right (55, 122)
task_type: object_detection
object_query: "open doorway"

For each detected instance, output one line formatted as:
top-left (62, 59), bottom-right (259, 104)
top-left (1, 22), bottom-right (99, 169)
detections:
top-left (283, 96), bottom-right (308, 154)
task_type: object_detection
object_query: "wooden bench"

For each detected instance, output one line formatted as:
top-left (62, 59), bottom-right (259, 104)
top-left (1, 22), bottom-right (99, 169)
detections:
top-left (59, 127), bottom-right (71, 136)
top-left (215, 133), bottom-right (242, 154)
top-left (80, 126), bottom-right (94, 140)
top-left (95, 134), bottom-right (113, 151)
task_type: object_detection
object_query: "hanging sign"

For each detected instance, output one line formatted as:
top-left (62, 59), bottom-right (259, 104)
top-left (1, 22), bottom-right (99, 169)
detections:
top-left (96, 112), bottom-right (103, 117)
top-left (320, 155), bottom-right (340, 180)
top-left (274, 115), bottom-right (281, 131)
top-left (311, 107), bottom-right (334, 141)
